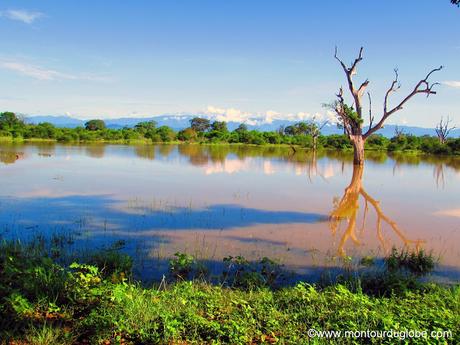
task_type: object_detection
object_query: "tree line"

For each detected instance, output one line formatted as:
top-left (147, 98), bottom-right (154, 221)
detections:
top-left (0, 111), bottom-right (459, 155)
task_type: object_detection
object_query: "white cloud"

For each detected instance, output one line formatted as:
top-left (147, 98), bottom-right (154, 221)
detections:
top-left (443, 81), bottom-right (460, 89)
top-left (205, 106), bottom-right (258, 125)
top-left (0, 61), bottom-right (71, 80)
top-left (0, 60), bottom-right (111, 82)
top-left (205, 105), bottom-right (335, 126)
top-left (0, 9), bottom-right (43, 24)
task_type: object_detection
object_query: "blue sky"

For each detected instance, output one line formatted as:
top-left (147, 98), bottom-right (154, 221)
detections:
top-left (0, 0), bottom-right (458, 127)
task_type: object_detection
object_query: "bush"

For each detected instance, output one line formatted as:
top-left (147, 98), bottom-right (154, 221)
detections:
top-left (385, 247), bottom-right (436, 276)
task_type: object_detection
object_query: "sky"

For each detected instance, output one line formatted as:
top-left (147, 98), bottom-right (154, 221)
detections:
top-left (0, 0), bottom-right (459, 127)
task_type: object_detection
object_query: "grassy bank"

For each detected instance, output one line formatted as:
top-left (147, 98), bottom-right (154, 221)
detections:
top-left (0, 241), bottom-right (458, 344)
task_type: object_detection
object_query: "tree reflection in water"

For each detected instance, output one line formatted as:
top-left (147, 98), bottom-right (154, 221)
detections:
top-left (0, 151), bottom-right (24, 164)
top-left (329, 164), bottom-right (425, 256)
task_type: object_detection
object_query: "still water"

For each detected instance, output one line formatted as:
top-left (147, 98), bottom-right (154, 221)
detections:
top-left (1, 143), bottom-right (459, 282)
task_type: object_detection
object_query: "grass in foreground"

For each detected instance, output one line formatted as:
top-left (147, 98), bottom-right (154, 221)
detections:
top-left (0, 241), bottom-right (458, 344)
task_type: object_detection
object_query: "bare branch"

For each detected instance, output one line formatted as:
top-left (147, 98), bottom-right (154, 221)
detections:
top-left (367, 92), bottom-right (374, 129)
top-left (435, 116), bottom-right (456, 144)
top-left (334, 46), bottom-right (367, 119)
top-left (349, 47), bottom-right (364, 76)
top-left (334, 87), bottom-right (353, 137)
top-left (383, 69), bottom-right (401, 115)
top-left (364, 65), bottom-right (443, 139)
top-left (319, 120), bottom-right (328, 131)
top-left (334, 46), bottom-right (348, 73)
top-left (358, 79), bottom-right (370, 98)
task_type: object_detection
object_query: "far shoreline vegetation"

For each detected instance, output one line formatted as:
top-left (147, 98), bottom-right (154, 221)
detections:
top-left (0, 111), bottom-right (459, 156)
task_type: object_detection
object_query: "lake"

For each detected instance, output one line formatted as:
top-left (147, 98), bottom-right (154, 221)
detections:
top-left (1, 143), bottom-right (459, 282)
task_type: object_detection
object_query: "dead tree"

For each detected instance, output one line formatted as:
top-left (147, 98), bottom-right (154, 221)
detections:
top-left (309, 119), bottom-right (328, 151)
top-left (393, 125), bottom-right (405, 139)
top-left (435, 116), bottom-right (456, 144)
top-left (333, 47), bottom-right (442, 165)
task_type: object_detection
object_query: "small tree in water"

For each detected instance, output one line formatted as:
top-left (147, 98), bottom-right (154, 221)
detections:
top-left (332, 47), bottom-right (442, 165)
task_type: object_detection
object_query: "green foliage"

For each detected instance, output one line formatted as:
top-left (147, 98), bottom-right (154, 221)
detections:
top-left (284, 121), bottom-right (321, 137)
top-left (84, 119), bottom-right (106, 131)
top-left (169, 252), bottom-right (198, 280)
top-left (385, 247), bottom-right (436, 276)
top-left (365, 134), bottom-right (390, 150)
top-left (235, 123), bottom-right (248, 132)
top-left (190, 117), bottom-right (211, 133)
top-left (154, 125), bottom-right (175, 142)
top-left (343, 104), bottom-right (363, 126)
top-left (322, 134), bottom-right (353, 149)
top-left (177, 127), bottom-right (198, 141)
top-left (0, 111), bottom-right (26, 138)
top-left (24, 323), bottom-right (76, 345)
top-left (222, 256), bottom-right (287, 290)
top-left (0, 241), bottom-right (458, 344)
top-left (0, 111), bottom-right (25, 130)
top-left (211, 120), bottom-right (228, 132)
top-left (0, 113), bottom-right (458, 156)
top-left (134, 120), bottom-right (157, 133)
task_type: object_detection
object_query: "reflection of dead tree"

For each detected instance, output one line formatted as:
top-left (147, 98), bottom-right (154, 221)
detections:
top-left (435, 116), bottom-right (456, 144)
top-left (329, 164), bottom-right (425, 256)
top-left (306, 150), bottom-right (328, 183)
top-left (433, 163), bottom-right (445, 189)
top-left (307, 150), bottom-right (317, 182)
top-left (392, 163), bottom-right (399, 176)
top-left (0, 151), bottom-right (24, 164)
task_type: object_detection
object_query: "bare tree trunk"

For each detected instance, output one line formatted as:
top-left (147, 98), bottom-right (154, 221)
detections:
top-left (351, 135), bottom-right (365, 165)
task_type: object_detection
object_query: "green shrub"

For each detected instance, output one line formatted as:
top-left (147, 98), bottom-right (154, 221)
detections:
top-left (385, 247), bottom-right (436, 275)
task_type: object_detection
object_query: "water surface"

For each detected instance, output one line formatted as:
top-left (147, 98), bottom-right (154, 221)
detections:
top-left (1, 143), bottom-right (459, 282)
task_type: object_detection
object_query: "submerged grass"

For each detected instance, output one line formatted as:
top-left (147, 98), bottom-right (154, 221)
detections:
top-left (0, 240), bottom-right (458, 344)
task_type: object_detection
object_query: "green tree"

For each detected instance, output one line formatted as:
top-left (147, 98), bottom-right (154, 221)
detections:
top-left (134, 120), bottom-right (157, 133)
top-left (0, 112), bottom-right (24, 130)
top-left (26, 122), bottom-right (57, 139)
top-left (284, 125), bottom-right (297, 136)
top-left (155, 126), bottom-right (175, 142)
top-left (190, 117), bottom-right (211, 133)
top-left (178, 127), bottom-right (198, 141)
top-left (85, 119), bottom-right (106, 131)
top-left (234, 123), bottom-right (248, 133)
top-left (211, 121), bottom-right (228, 132)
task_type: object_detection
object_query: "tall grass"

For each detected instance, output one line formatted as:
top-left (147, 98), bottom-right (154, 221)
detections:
top-left (0, 240), bottom-right (458, 344)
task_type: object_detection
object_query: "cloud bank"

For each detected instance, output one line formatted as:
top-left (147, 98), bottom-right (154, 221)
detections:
top-left (204, 105), bottom-right (336, 126)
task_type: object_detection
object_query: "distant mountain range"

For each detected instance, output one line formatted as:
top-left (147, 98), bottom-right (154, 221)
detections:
top-left (24, 114), bottom-right (460, 138)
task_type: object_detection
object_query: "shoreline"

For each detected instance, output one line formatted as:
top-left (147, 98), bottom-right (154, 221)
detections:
top-left (1, 136), bottom-right (459, 157)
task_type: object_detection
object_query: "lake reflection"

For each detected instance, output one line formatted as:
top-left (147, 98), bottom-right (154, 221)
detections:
top-left (0, 143), bottom-right (459, 282)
